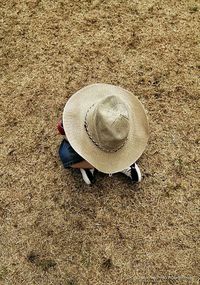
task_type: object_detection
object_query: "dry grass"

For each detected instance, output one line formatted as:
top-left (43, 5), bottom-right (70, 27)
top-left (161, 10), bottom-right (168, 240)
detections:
top-left (0, 0), bottom-right (200, 284)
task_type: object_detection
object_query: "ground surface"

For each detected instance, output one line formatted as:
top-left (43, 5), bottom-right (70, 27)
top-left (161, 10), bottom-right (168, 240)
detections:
top-left (0, 0), bottom-right (200, 284)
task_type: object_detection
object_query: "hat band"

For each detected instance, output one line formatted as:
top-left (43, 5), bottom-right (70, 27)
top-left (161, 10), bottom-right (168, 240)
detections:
top-left (84, 104), bottom-right (127, 153)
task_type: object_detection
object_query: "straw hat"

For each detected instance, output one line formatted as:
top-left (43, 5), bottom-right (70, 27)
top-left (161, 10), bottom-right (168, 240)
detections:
top-left (63, 83), bottom-right (149, 173)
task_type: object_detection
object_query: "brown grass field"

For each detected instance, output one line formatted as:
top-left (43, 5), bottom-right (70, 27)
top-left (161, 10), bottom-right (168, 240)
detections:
top-left (1, 0), bottom-right (200, 284)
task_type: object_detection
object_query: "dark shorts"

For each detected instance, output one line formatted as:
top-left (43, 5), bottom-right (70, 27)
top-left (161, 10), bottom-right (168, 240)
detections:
top-left (59, 139), bottom-right (84, 168)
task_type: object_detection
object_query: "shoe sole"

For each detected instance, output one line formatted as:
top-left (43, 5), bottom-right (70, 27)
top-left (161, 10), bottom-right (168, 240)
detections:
top-left (135, 163), bottom-right (142, 182)
top-left (80, 169), bottom-right (92, 185)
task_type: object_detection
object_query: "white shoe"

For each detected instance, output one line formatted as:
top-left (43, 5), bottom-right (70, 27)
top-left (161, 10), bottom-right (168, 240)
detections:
top-left (80, 169), bottom-right (95, 185)
top-left (120, 163), bottom-right (142, 182)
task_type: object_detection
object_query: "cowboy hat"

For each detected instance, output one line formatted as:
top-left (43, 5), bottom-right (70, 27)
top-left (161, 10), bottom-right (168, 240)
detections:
top-left (63, 83), bottom-right (149, 173)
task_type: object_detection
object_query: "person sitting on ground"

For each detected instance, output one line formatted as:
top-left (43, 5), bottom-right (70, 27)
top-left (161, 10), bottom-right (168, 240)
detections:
top-left (57, 83), bottom-right (149, 185)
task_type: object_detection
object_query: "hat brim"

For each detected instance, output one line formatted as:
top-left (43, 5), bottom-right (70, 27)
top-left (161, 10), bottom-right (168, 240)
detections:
top-left (63, 83), bottom-right (149, 173)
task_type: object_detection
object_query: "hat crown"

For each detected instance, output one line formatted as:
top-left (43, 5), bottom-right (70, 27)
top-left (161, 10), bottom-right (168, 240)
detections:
top-left (85, 95), bottom-right (130, 152)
